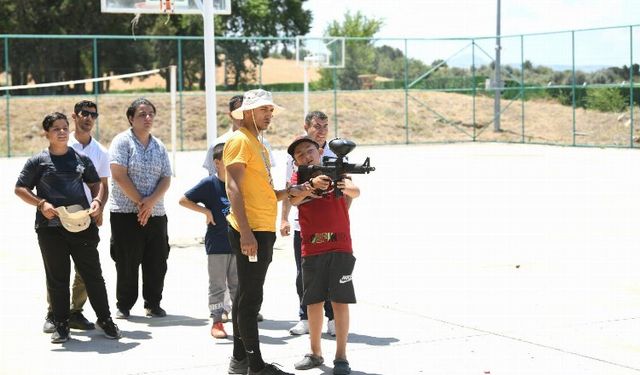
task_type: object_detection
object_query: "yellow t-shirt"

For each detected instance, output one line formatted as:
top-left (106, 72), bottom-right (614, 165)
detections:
top-left (223, 127), bottom-right (276, 232)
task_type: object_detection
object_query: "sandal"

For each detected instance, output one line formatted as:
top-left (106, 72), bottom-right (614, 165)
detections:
top-left (294, 353), bottom-right (324, 370)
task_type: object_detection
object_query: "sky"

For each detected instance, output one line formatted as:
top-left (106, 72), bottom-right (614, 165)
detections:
top-left (303, 0), bottom-right (639, 69)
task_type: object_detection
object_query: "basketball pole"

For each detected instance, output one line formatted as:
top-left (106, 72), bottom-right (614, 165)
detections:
top-left (170, 65), bottom-right (177, 177)
top-left (202, 0), bottom-right (218, 146)
top-left (493, 0), bottom-right (502, 132)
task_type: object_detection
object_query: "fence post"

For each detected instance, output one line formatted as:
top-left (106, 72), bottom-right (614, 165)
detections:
top-left (177, 38), bottom-right (184, 151)
top-left (571, 31), bottom-right (576, 146)
top-left (630, 26), bottom-right (635, 148)
top-left (472, 40), bottom-right (476, 141)
top-left (520, 35), bottom-right (525, 143)
top-left (4, 37), bottom-right (10, 157)
top-left (404, 38), bottom-right (409, 144)
top-left (333, 66), bottom-right (338, 137)
top-left (93, 38), bottom-right (100, 140)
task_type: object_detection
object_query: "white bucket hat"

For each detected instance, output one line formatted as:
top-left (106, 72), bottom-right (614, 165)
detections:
top-left (55, 204), bottom-right (91, 233)
top-left (231, 89), bottom-right (284, 120)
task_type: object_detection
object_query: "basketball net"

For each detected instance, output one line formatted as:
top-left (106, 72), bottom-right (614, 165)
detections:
top-left (131, 0), bottom-right (174, 37)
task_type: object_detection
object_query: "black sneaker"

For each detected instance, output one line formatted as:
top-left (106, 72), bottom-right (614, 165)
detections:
top-left (248, 363), bottom-right (293, 375)
top-left (227, 356), bottom-right (249, 374)
top-left (145, 306), bottom-right (167, 317)
top-left (69, 311), bottom-right (95, 330)
top-left (115, 309), bottom-right (130, 319)
top-left (96, 318), bottom-right (122, 339)
top-left (43, 312), bottom-right (55, 334)
top-left (51, 321), bottom-right (70, 344)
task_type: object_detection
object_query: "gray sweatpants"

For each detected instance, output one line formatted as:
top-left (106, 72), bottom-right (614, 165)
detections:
top-left (207, 253), bottom-right (238, 321)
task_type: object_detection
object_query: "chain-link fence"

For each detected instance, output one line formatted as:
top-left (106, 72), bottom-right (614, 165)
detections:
top-left (1, 24), bottom-right (638, 156)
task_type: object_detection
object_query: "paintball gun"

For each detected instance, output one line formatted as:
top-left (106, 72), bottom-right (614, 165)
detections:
top-left (297, 138), bottom-right (376, 197)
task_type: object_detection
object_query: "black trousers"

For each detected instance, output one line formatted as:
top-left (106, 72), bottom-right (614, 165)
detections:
top-left (110, 213), bottom-right (169, 311)
top-left (294, 230), bottom-right (334, 320)
top-left (228, 227), bottom-right (275, 359)
top-left (37, 225), bottom-right (111, 322)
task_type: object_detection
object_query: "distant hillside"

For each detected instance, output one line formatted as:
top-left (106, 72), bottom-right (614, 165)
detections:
top-left (1, 90), bottom-right (637, 157)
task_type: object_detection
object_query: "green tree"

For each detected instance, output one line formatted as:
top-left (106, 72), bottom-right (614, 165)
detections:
top-left (317, 11), bottom-right (383, 90)
top-left (1, 0), bottom-right (312, 92)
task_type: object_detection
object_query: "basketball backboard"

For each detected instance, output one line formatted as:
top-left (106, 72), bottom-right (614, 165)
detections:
top-left (296, 37), bottom-right (345, 69)
top-left (101, 0), bottom-right (231, 14)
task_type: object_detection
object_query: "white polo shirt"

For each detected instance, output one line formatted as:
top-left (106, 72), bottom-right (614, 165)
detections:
top-left (69, 132), bottom-right (111, 205)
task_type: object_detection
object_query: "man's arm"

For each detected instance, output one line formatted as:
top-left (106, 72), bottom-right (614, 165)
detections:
top-left (87, 181), bottom-right (104, 217)
top-left (14, 186), bottom-right (57, 220)
top-left (226, 162), bottom-right (257, 257)
top-left (110, 164), bottom-right (143, 205)
top-left (279, 182), bottom-right (292, 236)
top-left (138, 176), bottom-right (171, 226)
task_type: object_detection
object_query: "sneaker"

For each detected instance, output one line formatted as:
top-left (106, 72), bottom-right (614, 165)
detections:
top-left (221, 311), bottom-right (231, 323)
top-left (51, 321), bottom-right (70, 344)
top-left (248, 363), bottom-right (293, 375)
top-left (327, 319), bottom-right (336, 337)
top-left (96, 318), bottom-right (122, 339)
top-left (289, 319), bottom-right (309, 335)
top-left (43, 312), bottom-right (55, 333)
top-left (227, 356), bottom-right (249, 374)
top-left (115, 309), bottom-right (130, 319)
top-left (69, 311), bottom-right (95, 330)
top-left (211, 321), bottom-right (227, 339)
top-left (294, 353), bottom-right (324, 370)
top-left (257, 312), bottom-right (264, 322)
top-left (145, 306), bottom-right (167, 317)
top-left (333, 358), bottom-right (351, 375)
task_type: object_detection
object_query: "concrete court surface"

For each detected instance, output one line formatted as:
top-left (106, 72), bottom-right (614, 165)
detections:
top-left (0, 143), bottom-right (638, 375)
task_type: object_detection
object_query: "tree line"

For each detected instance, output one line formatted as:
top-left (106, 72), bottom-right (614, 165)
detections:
top-left (0, 0), bottom-right (312, 93)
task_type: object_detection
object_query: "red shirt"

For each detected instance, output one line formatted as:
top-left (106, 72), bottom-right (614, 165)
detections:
top-left (297, 191), bottom-right (352, 257)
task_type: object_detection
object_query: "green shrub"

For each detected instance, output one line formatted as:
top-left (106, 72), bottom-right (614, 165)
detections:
top-left (585, 87), bottom-right (627, 112)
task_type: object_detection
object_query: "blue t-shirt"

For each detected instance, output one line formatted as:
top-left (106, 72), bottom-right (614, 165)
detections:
top-left (184, 176), bottom-right (231, 255)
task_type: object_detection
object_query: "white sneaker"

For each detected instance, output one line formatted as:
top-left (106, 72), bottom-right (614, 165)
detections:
top-left (289, 320), bottom-right (309, 335)
top-left (327, 319), bottom-right (336, 337)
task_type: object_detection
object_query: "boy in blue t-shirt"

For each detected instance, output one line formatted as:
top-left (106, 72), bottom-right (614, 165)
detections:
top-left (179, 143), bottom-right (237, 339)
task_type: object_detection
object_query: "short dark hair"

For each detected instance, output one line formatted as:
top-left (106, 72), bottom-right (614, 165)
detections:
top-left (229, 95), bottom-right (243, 112)
top-left (74, 100), bottom-right (97, 114)
top-left (126, 98), bottom-right (156, 125)
top-left (42, 112), bottom-right (68, 131)
top-left (212, 143), bottom-right (225, 161)
top-left (305, 111), bottom-right (328, 126)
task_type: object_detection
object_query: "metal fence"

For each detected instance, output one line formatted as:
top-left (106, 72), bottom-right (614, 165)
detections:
top-left (1, 24), bottom-right (638, 157)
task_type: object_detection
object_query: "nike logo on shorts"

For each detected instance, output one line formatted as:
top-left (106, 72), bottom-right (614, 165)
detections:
top-left (339, 275), bottom-right (352, 284)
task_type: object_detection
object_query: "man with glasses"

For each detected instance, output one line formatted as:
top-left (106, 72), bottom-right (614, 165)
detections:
top-left (280, 111), bottom-right (341, 337)
top-left (40, 100), bottom-right (111, 334)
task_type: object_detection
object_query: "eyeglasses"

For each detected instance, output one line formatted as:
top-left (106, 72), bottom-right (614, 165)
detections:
top-left (79, 109), bottom-right (99, 119)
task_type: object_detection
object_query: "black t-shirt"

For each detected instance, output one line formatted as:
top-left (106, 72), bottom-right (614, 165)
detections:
top-left (16, 148), bottom-right (100, 229)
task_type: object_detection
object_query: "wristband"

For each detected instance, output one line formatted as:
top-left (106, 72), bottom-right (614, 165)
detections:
top-left (308, 178), bottom-right (315, 188)
top-left (36, 199), bottom-right (46, 211)
top-left (92, 197), bottom-right (103, 207)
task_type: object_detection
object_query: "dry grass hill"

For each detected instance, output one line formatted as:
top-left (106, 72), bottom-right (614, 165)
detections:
top-left (0, 58), bottom-right (637, 156)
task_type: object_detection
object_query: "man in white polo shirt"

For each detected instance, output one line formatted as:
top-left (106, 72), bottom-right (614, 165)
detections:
top-left (41, 100), bottom-right (110, 333)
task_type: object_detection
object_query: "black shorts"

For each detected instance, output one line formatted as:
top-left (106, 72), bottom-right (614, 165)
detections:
top-left (302, 252), bottom-right (356, 305)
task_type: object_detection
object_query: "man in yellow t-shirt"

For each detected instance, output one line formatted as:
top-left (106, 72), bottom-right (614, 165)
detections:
top-left (224, 89), bottom-right (297, 375)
